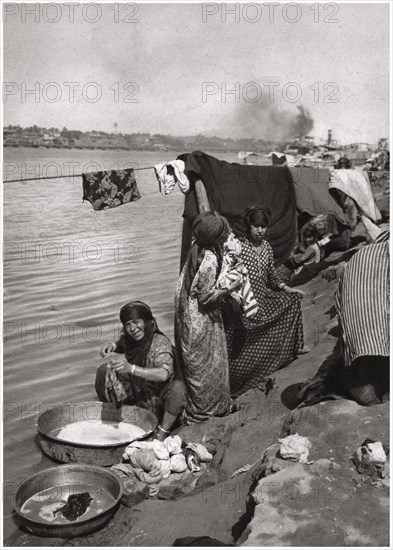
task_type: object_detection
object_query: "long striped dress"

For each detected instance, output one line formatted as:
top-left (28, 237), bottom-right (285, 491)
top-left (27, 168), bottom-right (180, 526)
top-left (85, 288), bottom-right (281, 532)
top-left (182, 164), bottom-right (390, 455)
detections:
top-left (225, 239), bottom-right (304, 397)
top-left (335, 236), bottom-right (390, 367)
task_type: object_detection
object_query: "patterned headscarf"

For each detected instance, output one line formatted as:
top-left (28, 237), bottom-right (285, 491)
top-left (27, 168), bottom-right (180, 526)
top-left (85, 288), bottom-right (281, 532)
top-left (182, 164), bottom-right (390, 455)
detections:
top-left (192, 211), bottom-right (230, 246)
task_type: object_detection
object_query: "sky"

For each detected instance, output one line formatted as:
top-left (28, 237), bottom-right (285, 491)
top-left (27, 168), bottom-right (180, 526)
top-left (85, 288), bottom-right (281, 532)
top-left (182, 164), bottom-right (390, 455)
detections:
top-left (2, 1), bottom-right (391, 144)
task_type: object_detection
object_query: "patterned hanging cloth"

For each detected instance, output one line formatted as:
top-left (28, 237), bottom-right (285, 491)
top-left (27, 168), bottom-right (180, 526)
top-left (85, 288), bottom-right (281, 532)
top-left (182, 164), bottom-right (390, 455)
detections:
top-left (82, 168), bottom-right (141, 210)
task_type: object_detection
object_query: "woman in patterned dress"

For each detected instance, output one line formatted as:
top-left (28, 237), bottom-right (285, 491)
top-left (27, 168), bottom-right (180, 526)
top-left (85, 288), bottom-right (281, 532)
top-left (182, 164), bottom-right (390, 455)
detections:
top-left (225, 206), bottom-right (306, 397)
top-left (95, 301), bottom-right (187, 441)
top-left (175, 211), bottom-right (242, 423)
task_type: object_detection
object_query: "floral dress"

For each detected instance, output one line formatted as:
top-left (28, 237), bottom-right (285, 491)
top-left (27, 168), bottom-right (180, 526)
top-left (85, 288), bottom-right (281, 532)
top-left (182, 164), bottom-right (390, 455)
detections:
top-left (224, 239), bottom-right (304, 397)
top-left (175, 250), bottom-right (232, 423)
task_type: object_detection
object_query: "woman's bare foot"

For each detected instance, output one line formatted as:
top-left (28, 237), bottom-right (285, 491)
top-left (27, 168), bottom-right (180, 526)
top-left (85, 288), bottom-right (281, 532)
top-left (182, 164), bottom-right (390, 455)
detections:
top-left (298, 345), bottom-right (311, 355)
top-left (154, 425), bottom-right (170, 442)
top-left (349, 384), bottom-right (380, 406)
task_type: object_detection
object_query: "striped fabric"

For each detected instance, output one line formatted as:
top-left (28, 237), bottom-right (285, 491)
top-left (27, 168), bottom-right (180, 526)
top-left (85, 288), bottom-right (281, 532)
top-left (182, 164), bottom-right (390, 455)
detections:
top-left (218, 234), bottom-right (258, 317)
top-left (223, 266), bottom-right (259, 318)
top-left (375, 230), bottom-right (390, 243)
top-left (335, 240), bottom-right (389, 367)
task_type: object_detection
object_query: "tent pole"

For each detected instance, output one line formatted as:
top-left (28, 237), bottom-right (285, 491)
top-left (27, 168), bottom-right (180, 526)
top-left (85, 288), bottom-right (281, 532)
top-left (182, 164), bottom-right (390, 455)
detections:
top-left (179, 179), bottom-right (211, 273)
top-left (195, 179), bottom-right (211, 212)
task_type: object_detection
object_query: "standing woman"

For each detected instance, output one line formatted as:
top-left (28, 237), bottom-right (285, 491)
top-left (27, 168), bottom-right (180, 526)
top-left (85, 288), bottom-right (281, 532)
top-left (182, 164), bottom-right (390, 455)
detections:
top-left (225, 206), bottom-right (306, 397)
top-left (175, 211), bottom-right (241, 423)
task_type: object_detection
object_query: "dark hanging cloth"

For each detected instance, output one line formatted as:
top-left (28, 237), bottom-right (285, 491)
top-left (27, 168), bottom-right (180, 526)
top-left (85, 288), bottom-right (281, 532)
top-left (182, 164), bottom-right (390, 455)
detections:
top-left (82, 168), bottom-right (140, 210)
top-left (288, 167), bottom-right (348, 226)
top-left (177, 151), bottom-right (297, 269)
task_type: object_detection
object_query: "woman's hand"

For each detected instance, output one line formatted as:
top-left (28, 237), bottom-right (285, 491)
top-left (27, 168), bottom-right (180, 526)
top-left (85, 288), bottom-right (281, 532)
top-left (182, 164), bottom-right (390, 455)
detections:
top-left (284, 286), bottom-right (305, 298)
top-left (100, 342), bottom-right (116, 358)
top-left (109, 358), bottom-right (136, 376)
top-left (228, 274), bottom-right (243, 292)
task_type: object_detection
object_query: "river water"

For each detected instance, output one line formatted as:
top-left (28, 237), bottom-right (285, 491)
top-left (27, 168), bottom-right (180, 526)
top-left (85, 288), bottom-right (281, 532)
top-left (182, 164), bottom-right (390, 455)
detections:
top-left (2, 146), bottom-right (243, 539)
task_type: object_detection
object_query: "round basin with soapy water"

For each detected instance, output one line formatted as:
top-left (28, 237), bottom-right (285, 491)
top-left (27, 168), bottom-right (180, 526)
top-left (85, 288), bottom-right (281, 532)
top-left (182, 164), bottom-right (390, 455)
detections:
top-left (13, 464), bottom-right (123, 538)
top-left (37, 401), bottom-right (157, 466)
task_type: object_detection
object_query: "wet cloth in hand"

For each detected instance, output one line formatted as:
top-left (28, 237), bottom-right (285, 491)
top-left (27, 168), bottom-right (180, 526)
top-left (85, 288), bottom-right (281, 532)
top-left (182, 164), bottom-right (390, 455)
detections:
top-left (104, 364), bottom-right (128, 405)
top-left (82, 168), bottom-right (140, 210)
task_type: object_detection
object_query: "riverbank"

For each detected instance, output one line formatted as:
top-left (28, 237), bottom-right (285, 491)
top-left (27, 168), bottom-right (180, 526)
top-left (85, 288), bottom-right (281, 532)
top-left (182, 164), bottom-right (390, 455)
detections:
top-left (3, 146), bottom-right (389, 546)
top-left (5, 246), bottom-right (390, 547)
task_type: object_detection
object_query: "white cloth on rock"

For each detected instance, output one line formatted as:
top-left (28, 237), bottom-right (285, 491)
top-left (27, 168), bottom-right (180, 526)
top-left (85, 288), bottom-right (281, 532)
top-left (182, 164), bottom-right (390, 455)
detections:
top-left (170, 453), bottom-right (188, 473)
top-left (186, 442), bottom-right (213, 462)
top-left (164, 435), bottom-right (182, 455)
top-left (123, 440), bottom-right (169, 461)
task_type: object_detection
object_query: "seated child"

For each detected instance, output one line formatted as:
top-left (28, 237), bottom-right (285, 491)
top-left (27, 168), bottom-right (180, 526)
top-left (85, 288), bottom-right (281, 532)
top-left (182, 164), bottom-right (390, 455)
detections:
top-left (281, 226), bottom-right (331, 282)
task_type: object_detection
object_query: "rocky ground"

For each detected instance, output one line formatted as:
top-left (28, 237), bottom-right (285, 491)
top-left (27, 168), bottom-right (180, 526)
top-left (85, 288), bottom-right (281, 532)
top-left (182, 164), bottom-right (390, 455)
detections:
top-left (6, 244), bottom-right (390, 547)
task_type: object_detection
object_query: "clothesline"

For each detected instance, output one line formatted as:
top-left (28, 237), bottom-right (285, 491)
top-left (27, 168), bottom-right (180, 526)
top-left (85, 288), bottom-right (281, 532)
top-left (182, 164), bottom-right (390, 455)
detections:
top-left (3, 167), bottom-right (390, 184)
top-left (2, 165), bottom-right (155, 184)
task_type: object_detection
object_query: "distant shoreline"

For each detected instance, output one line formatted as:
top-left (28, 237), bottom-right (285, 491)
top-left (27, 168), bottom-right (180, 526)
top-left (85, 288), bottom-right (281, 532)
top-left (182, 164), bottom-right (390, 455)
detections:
top-left (3, 144), bottom-right (263, 154)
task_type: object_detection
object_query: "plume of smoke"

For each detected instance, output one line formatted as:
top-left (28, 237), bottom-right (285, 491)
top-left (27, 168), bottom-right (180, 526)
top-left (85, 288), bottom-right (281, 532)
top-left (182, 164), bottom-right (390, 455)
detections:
top-left (290, 106), bottom-right (314, 139)
top-left (233, 100), bottom-right (314, 141)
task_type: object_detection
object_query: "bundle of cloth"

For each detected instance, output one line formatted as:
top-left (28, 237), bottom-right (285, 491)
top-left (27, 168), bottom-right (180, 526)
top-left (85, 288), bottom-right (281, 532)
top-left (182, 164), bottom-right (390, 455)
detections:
top-left (217, 233), bottom-right (258, 318)
top-left (112, 435), bottom-right (213, 497)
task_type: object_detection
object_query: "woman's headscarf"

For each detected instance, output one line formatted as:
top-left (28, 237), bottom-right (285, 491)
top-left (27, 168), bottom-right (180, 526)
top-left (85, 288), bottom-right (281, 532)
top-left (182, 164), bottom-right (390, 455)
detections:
top-left (192, 211), bottom-right (230, 246)
top-left (120, 301), bottom-right (154, 326)
top-left (119, 301), bottom-right (162, 367)
top-left (119, 300), bottom-right (165, 402)
top-left (184, 211), bottom-right (230, 294)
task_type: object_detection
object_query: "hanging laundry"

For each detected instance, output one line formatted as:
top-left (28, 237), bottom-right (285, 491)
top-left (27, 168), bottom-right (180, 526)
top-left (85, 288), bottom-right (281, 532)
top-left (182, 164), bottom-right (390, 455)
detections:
top-left (329, 168), bottom-right (381, 222)
top-left (289, 167), bottom-right (348, 225)
top-left (154, 160), bottom-right (190, 195)
top-left (82, 168), bottom-right (140, 210)
top-left (178, 151), bottom-right (297, 268)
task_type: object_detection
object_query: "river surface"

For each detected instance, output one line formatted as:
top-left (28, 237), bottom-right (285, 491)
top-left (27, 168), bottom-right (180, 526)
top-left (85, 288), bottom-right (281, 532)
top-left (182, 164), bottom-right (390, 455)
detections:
top-left (2, 146), bottom-right (246, 539)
